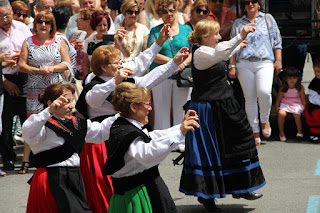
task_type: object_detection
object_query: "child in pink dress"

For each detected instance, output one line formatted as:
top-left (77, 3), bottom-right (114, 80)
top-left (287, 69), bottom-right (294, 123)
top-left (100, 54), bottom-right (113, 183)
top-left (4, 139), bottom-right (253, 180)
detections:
top-left (275, 67), bottom-right (306, 141)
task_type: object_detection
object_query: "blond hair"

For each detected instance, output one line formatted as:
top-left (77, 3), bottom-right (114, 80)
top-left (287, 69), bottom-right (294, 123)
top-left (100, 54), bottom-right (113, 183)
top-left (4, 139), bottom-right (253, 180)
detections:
top-left (112, 82), bottom-right (151, 117)
top-left (90, 45), bottom-right (121, 76)
top-left (120, 0), bottom-right (140, 15)
top-left (188, 19), bottom-right (220, 45)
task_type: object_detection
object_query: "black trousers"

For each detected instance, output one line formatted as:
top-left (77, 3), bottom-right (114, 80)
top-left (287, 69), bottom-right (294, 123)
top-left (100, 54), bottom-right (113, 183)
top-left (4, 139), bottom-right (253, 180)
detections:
top-left (0, 74), bottom-right (27, 162)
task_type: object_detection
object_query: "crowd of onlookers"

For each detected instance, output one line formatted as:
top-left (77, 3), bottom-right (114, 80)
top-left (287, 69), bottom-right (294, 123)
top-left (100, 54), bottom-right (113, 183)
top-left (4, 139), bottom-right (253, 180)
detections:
top-left (0, 0), bottom-right (319, 199)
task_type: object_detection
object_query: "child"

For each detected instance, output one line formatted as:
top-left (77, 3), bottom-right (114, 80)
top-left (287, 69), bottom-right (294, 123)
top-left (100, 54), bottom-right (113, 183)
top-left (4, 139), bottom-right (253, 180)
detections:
top-left (275, 67), bottom-right (306, 141)
top-left (303, 58), bottom-right (320, 143)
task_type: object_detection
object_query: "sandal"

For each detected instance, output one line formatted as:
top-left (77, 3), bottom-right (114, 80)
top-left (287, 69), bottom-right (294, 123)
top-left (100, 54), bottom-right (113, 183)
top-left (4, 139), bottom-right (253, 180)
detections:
top-left (18, 161), bottom-right (29, 174)
top-left (0, 169), bottom-right (6, 177)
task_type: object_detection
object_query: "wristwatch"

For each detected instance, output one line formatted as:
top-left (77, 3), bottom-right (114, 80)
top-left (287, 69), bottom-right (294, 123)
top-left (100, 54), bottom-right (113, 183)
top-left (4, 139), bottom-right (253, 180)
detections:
top-left (228, 64), bottom-right (236, 69)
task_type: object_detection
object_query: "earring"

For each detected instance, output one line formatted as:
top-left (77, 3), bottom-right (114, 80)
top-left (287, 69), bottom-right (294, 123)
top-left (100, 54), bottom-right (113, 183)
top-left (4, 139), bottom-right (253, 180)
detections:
top-left (258, 5), bottom-right (260, 9)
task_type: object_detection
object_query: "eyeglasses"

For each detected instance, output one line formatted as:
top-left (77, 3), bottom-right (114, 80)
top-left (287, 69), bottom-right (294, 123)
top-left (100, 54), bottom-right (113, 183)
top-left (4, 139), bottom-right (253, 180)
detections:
top-left (195, 8), bottom-right (209, 15)
top-left (141, 101), bottom-right (151, 106)
top-left (126, 10), bottom-right (140, 15)
top-left (210, 0), bottom-right (223, 3)
top-left (37, 20), bottom-right (52, 25)
top-left (244, 0), bottom-right (258, 5)
top-left (161, 9), bottom-right (175, 14)
top-left (93, 12), bottom-right (108, 17)
top-left (15, 12), bottom-right (28, 18)
top-left (0, 14), bottom-right (11, 21)
top-left (77, 17), bottom-right (89, 21)
top-left (42, 5), bottom-right (55, 10)
top-left (109, 60), bottom-right (123, 65)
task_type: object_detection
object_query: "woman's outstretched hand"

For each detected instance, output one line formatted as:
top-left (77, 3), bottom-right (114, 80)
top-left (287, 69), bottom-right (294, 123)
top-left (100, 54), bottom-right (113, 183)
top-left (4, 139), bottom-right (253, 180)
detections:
top-left (240, 23), bottom-right (255, 40)
top-left (156, 24), bottom-right (171, 46)
top-left (113, 68), bottom-right (134, 85)
top-left (48, 93), bottom-right (71, 115)
top-left (180, 110), bottom-right (200, 136)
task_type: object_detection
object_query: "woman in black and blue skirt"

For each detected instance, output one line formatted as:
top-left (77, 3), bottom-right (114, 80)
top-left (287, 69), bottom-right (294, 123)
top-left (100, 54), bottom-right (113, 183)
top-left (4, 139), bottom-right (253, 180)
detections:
top-left (179, 20), bottom-right (266, 212)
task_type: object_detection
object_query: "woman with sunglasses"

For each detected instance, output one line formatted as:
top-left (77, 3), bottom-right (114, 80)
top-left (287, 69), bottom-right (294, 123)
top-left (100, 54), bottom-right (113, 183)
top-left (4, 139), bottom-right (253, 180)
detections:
top-left (18, 11), bottom-right (70, 175)
top-left (114, 0), bottom-right (150, 63)
top-left (81, 10), bottom-right (113, 80)
top-left (185, 0), bottom-right (209, 30)
top-left (229, 0), bottom-right (282, 145)
top-left (147, 0), bottom-right (192, 137)
top-left (11, 0), bottom-right (32, 28)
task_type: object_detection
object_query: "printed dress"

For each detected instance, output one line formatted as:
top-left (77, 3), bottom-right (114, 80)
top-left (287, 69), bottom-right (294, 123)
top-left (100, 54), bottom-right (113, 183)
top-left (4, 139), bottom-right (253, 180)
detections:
top-left (26, 35), bottom-right (66, 116)
top-left (279, 88), bottom-right (304, 115)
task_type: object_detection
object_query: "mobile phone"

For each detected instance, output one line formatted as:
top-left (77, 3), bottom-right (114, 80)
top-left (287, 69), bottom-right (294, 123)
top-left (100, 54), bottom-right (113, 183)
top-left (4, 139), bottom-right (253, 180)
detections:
top-left (78, 32), bottom-right (87, 41)
top-left (103, 34), bottom-right (115, 45)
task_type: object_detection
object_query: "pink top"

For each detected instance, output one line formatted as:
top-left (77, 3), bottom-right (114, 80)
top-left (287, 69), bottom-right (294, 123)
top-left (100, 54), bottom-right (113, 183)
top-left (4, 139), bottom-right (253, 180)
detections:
top-left (0, 20), bottom-right (32, 75)
top-left (280, 88), bottom-right (304, 114)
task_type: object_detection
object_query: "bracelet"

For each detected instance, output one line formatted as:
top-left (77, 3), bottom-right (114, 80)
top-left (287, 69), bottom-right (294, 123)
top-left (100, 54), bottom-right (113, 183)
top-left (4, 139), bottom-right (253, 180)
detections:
top-left (183, 62), bottom-right (188, 67)
top-left (53, 65), bottom-right (56, 72)
top-left (228, 64), bottom-right (236, 69)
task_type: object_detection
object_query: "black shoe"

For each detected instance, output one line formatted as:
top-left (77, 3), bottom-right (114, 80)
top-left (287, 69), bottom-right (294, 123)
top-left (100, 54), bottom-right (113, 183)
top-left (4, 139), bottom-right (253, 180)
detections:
top-left (3, 161), bottom-right (14, 170)
top-left (233, 192), bottom-right (263, 200)
top-left (198, 197), bottom-right (223, 212)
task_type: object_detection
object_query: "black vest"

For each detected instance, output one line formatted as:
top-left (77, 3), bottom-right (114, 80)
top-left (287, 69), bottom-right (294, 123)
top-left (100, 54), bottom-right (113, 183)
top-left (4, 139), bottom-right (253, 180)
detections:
top-left (33, 116), bottom-right (87, 168)
top-left (103, 117), bottom-right (151, 175)
top-left (75, 76), bottom-right (135, 119)
top-left (0, 64), bottom-right (3, 96)
top-left (191, 45), bottom-right (233, 101)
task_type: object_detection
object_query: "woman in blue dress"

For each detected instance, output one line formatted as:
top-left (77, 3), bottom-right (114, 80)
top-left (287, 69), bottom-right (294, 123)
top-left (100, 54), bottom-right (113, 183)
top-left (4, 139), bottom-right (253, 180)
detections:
top-left (179, 19), bottom-right (266, 212)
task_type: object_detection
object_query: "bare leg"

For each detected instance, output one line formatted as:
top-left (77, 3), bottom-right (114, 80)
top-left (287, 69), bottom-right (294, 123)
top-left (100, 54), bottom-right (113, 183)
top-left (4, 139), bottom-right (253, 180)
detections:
top-left (278, 109), bottom-right (287, 137)
top-left (292, 113), bottom-right (303, 135)
top-left (18, 142), bottom-right (30, 174)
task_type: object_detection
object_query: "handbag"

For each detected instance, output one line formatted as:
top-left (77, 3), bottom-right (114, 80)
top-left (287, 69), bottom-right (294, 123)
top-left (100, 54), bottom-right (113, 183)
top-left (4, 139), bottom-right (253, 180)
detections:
top-left (176, 68), bottom-right (193, 87)
top-left (61, 61), bottom-right (83, 105)
top-left (167, 39), bottom-right (193, 87)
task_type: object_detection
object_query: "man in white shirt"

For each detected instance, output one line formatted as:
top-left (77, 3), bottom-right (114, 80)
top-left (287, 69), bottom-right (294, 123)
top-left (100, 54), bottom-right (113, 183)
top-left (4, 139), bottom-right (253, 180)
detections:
top-left (0, 0), bottom-right (32, 170)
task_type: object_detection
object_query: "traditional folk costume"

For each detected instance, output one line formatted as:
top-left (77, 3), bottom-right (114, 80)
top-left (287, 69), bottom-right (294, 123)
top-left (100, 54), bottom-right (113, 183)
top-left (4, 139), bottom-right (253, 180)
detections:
top-left (104, 117), bottom-right (184, 213)
top-left (22, 107), bottom-right (118, 213)
top-left (303, 77), bottom-right (320, 137)
top-left (179, 35), bottom-right (266, 199)
top-left (75, 42), bottom-right (181, 212)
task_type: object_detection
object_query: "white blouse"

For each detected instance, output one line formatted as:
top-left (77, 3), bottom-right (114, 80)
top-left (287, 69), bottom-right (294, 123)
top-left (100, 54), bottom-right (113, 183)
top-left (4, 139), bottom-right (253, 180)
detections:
top-left (112, 118), bottom-right (184, 178)
top-left (193, 34), bottom-right (243, 70)
top-left (22, 107), bottom-right (119, 167)
top-left (85, 43), bottom-right (180, 118)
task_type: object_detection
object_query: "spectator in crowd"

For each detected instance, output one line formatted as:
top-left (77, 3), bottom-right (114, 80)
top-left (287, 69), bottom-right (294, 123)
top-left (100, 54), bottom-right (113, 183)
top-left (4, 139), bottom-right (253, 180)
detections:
top-left (18, 11), bottom-right (70, 174)
top-left (0, 0), bottom-right (32, 171)
top-left (185, 0), bottom-right (209, 30)
top-left (11, 0), bottom-right (32, 26)
top-left (81, 10), bottom-right (113, 79)
top-left (53, 5), bottom-right (77, 76)
top-left (207, 0), bottom-right (236, 40)
top-left (0, 52), bottom-right (17, 176)
top-left (229, 0), bottom-right (282, 145)
top-left (105, 82), bottom-right (199, 213)
top-left (179, 20), bottom-right (264, 212)
top-left (181, 0), bottom-right (192, 24)
top-left (54, 0), bottom-right (74, 15)
top-left (22, 83), bottom-right (119, 213)
top-left (139, 0), bottom-right (163, 30)
top-left (115, 0), bottom-right (150, 63)
top-left (108, 0), bottom-right (123, 21)
top-left (147, 0), bottom-right (192, 134)
top-left (72, 8), bottom-right (95, 76)
top-left (65, 0), bottom-right (97, 41)
top-left (33, 0), bottom-right (55, 14)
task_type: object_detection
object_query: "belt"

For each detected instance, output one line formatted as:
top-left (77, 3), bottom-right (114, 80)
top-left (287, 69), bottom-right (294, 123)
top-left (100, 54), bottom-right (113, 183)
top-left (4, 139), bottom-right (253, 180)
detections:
top-left (244, 57), bottom-right (269, 62)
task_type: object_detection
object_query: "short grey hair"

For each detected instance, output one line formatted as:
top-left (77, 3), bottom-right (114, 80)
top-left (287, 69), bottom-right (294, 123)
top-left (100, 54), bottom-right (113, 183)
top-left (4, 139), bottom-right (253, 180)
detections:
top-left (0, 0), bottom-right (11, 9)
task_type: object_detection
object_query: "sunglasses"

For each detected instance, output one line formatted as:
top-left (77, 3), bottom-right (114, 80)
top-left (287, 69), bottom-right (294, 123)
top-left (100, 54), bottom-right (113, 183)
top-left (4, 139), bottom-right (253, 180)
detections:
top-left (126, 10), bottom-right (140, 15)
top-left (37, 20), bottom-right (52, 25)
top-left (93, 12), bottom-right (108, 17)
top-left (210, 0), bottom-right (223, 3)
top-left (77, 17), bottom-right (90, 21)
top-left (195, 8), bottom-right (209, 15)
top-left (244, 0), bottom-right (258, 5)
top-left (15, 12), bottom-right (28, 18)
top-left (161, 9), bottom-right (175, 14)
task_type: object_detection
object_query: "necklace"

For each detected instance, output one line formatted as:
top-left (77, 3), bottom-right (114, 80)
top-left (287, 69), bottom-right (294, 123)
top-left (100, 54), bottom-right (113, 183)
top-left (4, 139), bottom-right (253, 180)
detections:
top-left (121, 21), bottom-right (137, 55)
